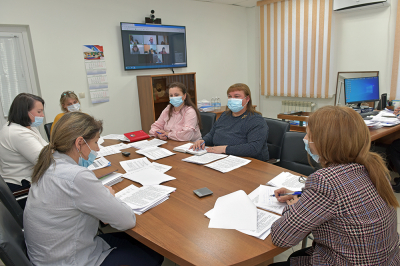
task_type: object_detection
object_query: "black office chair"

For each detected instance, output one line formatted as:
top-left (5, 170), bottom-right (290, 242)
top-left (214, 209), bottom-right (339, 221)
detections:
top-left (277, 131), bottom-right (320, 176)
top-left (44, 122), bottom-right (53, 141)
top-left (0, 201), bottom-right (32, 266)
top-left (0, 175), bottom-right (24, 228)
top-left (200, 112), bottom-right (216, 137)
top-left (264, 117), bottom-right (290, 163)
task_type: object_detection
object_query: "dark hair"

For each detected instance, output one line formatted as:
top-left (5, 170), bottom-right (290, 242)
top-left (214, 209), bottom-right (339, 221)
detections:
top-left (167, 82), bottom-right (202, 129)
top-left (32, 112), bottom-right (103, 183)
top-left (8, 93), bottom-right (45, 127)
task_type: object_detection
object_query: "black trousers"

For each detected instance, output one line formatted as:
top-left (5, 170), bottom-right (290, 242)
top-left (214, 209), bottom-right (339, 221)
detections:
top-left (268, 247), bottom-right (311, 266)
top-left (6, 179), bottom-right (30, 209)
top-left (99, 232), bottom-right (164, 266)
top-left (388, 139), bottom-right (400, 175)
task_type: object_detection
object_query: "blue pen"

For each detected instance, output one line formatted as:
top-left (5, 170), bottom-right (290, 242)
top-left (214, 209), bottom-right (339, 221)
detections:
top-left (156, 131), bottom-right (168, 139)
top-left (270, 191), bottom-right (302, 197)
top-left (197, 141), bottom-right (205, 151)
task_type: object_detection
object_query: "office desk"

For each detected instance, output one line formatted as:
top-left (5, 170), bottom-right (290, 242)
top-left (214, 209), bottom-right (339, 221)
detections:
top-left (370, 124), bottom-right (400, 143)
top-left (94, 139), bottom-right (289, 266)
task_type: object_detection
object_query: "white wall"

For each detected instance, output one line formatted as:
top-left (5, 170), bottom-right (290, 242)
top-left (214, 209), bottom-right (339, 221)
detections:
top-left (1, 0), bottom-right (253, 135)
top-left (252, 1), bottom-right (398, 119)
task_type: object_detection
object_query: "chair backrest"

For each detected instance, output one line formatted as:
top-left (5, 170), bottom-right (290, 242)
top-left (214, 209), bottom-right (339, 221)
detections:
top-left (264, 118), bottom-right (290, 160)
top-left (0, 175), bottom-right (24, 228)
top-left (44, 122), bottom-right (53, 141)
top-left (200, 112), bottom-right (217, 137)
top-left (0, 201), bottom-right (31, 266)
top-left (277, 131), bottom-right (320, 176)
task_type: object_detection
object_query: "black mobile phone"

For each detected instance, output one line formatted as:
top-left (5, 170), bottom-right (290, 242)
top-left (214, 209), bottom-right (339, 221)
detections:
top-left (193, 187), bottom-right (213, 198)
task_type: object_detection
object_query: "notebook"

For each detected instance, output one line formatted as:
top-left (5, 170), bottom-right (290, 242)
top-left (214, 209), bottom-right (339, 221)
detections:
top-left (124, 130), bottom-right (150, 143)
top-left (173, 143), bottom-right (207, 155)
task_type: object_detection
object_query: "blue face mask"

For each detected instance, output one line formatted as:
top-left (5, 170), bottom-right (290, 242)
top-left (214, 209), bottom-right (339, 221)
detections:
top-left (170, 96), bottom-right (183, 107)
top-left (303, 139), bottom-right (320, 163)
top-left (29, 112), bottom-right (44, 127)
top-left (77, 139), bottom-right (97, 167)
top-left (227, 97), bottom-right (247, 113)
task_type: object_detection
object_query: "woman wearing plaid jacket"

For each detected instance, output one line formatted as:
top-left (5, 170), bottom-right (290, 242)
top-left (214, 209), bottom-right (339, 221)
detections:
top-left (270, 106), bottom-right (400, 266)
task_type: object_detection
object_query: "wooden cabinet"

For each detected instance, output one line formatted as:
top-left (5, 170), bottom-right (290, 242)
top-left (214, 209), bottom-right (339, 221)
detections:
top-left (137, 72), bottom-right (197, 133)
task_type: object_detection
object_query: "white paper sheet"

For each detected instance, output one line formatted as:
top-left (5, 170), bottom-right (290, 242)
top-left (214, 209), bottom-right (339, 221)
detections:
top-left (96, 146), bottom-right (121, 158)
top-left (182, 153), bottom-right (228, 165)
top-left (123, 167), bottom-right (176, 186)
top-left (87, 157), bottom-right (111, 170)
top-left (150, 162), bottom-right (172, 173)
top-left (99, 172), bottom-right (123, 186)
top-left (208, 190), bottom-right (257, 230)
top-left (205, 155), bottom-right (251, 173)
top-left (136, 147), bottom-right (175, 160)
top-left (120, 158), bottom-right (151, 173)
top-left (102, 134), bottom-right (125, 140)
top-left (173, 143), bottom-right (207, 155)
top-left (248, 185), bottom-right (286, 215)
top-left (130, 139), bottom-right (167, 150)
top-left (267, 172), bottom-right (305, 191)
top-left (98, 137), bottom-right (105, 145)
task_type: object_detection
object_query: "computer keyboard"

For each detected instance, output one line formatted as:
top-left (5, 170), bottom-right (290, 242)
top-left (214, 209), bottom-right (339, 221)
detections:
top-left (360, 111), bottom-right (380, 118)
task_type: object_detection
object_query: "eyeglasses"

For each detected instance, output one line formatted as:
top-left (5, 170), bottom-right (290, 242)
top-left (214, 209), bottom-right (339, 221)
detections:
top-left (298, 176), bottom-right (306, 184)
top-left (63, 91), bottom-right (75, 96)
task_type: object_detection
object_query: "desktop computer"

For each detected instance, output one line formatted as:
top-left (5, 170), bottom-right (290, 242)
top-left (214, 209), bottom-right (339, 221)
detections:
top-left (344, 76), bottom-right (380, 108)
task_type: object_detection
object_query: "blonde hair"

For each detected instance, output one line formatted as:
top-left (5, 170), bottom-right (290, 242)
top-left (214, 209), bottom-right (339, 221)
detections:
top-left (60, 91), bottom-right (80, 112)
top-left (226, 83), bottom-right (260, 115)
top-left (32, 112), bottom-right (103, 183)
top-left (307, 106), bottom-right (399, 208)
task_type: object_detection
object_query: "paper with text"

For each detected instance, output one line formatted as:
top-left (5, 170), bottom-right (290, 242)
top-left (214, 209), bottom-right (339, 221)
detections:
top-left (136, 147), bottom-right (175, 160)
top-left (182, 153), bottom-right (228, 165)
top-left (123, 167), bottom-right (176, 186)
top-left (248, 185), bottom-right (286, 215)
top-left (120, 158), bottom-right (151, 173)
top-left (173, 143), bottom-right (207, 155)
top-left (267, 172), bottom-right (305, 191)
top-left (88, 157), bottom-right (111, 171)
top-left (130, 139), bottom-right (167, 150)
top-left (205, 155), bottom-right (251, 173)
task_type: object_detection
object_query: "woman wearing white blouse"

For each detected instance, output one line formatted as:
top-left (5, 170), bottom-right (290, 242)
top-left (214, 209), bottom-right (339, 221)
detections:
top-left (0, 93), bottom-right (47, 205)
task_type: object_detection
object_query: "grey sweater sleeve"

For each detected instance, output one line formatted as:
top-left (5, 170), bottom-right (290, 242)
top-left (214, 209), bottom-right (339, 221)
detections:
top-left (225, 115), bottom-right (268, 158)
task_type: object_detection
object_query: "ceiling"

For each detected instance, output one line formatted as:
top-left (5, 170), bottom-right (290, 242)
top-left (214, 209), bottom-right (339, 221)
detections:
top-left (190, 0), bottom-right (259, 8)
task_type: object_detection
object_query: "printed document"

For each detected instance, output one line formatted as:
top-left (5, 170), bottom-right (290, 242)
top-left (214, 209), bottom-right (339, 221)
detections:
top-left (123, 167), bottom-right (176, 186)
top-left (205, 155), bottom-right (251, 173)
top-left (267, 172), bottom-right (305, 191)
top-left (96, 145), bottom-right (121, 158)
top-left (208, 190), bottom-right (257, 230)
top-left (120, 158), bottom-right (151, 173)
top-left (173, 143), bottom-right (207, 155)
top-left (248, 185), bottom-right (286, 215)
top-left (182, 153), bottom-right (228, 165)
top-left (88, 157), bottom-right (111, 171)
top-left (102, 134), bottom-right (125, 140)
top-left (136, 147), bottom-right (175, 160)
top-left (99, 172), bottom-right (123, 186)
top-left (130, 139), bottom-right (167, 150)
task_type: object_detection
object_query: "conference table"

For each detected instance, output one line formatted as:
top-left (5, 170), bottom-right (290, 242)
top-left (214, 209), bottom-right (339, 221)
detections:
top-left (94, 139), bottom-right (295, 266)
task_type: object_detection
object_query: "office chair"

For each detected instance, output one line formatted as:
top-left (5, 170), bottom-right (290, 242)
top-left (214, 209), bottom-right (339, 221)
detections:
top-left (200, 112), bottom-right (216, 137)
top-left (264, 118), bottom-right (290, 163)
top-left (0, 201), bottom-right (32, 266)
top-left (0, 175), bottom-right (24, 228)
top-left (277, 131), bottom-right (320, 176)
top-left (44, 122), bottom-right (53, 141)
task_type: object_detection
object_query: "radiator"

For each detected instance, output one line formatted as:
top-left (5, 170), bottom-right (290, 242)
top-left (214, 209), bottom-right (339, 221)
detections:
top-left (281, 100), bottom-right (315, 113)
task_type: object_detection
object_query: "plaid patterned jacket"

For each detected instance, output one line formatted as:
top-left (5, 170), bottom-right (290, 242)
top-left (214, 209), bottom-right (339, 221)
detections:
top-left (271, 163), bottom-right (400, 265)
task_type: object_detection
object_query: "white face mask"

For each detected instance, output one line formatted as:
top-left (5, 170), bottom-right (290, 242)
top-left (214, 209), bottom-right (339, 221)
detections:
top-left (67, 103), bottom-right (80, 112)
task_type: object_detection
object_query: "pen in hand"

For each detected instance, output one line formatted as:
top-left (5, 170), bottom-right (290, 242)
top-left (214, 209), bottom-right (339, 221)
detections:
top-left (270, 191), bottom-right (302, 197)
top-left (197, 141), bottom-right (205, 151)
top-left (156, 131), bottom-right (168, 139)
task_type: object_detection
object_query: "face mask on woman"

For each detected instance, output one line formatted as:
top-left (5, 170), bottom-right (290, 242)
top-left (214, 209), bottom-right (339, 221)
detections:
top-left (170, 96), bottom-right (183, 107)
top-left (227, 97), bottom-right (247, 113)
top-left (303, 139), bottom-right (320, 163)
top-left (67, 103), bottom-right (80, 112)
top-left (77, 139), bottom-right (97, 167)
top-left (29, 112), bottom-right (44, 127)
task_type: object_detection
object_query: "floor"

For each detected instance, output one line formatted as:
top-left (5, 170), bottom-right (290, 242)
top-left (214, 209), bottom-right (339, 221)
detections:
top-left (2, 182), bottom-right (400, 266)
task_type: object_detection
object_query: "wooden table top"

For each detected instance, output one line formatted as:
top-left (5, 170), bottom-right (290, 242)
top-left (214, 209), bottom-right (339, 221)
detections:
top-left (94, 139), bottom-right (290, 266)
top-left (370, 123), bottom-right (400, 142)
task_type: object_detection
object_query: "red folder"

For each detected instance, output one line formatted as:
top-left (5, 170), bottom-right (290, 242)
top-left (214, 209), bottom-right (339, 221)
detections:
top-left (124, 130), bottom-right (150, 143)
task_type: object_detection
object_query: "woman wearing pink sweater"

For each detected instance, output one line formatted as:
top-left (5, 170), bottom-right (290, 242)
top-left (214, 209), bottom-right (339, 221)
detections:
top-left (149, 82), bottom-right (202, 142)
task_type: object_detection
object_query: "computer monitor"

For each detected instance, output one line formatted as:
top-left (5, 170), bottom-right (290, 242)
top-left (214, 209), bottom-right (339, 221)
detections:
top-left (344, 76), bottom-right (380, 107)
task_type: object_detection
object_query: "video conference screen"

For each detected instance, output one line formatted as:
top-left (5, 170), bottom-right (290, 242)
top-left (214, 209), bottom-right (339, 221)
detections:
top-left (120, 23), bottom-right (187, 70)
top-left (344, 76), bottom-right (379, 104)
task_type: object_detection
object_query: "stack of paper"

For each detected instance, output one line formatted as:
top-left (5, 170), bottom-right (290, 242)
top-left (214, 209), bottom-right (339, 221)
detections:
top-left (182, 153), bottom-right (228, 165)
top-left (267, 172), bottom-right (305, 191)
top-left (120, 157), bottom-right (172, 174)
top-left (96, 145), bottom-right (122, 158)
top-left (173, 143), bottom-right (207, 155)
top-left (123, 168), bottom-right (176, 186)
top-left (136, 147), bottom-right (175, 160)
top-left (364, 120), bottom-right (383, 129)
top-left (88, 157), bottom-right (111, 171)
top-left (99, 172), bottom-right (123, 186)
top-left (115, 184), bottom-right (176, 215)
top-left (129, 139), bottom-right (167, 149)
top-left (370, 111), bottom-right (400, 127)
top-left (248, 185), bottom-right (286, 215)
top-left (205, 155), bottom-right (251, 173)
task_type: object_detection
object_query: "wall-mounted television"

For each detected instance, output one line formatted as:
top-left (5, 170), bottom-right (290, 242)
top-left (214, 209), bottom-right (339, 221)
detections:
top-left (120, 22), bottom-right (187, 70)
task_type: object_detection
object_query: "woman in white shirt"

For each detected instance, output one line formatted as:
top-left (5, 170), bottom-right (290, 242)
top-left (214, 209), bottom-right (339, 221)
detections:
top-left (24, 112), bottom-right (163, 266)
top-left (0, 93), bottom-right (47, 202)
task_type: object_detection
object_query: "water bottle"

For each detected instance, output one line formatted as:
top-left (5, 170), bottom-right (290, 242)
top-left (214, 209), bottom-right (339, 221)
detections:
top-left (216, 97), bottom-right (221, 109)
top-left (211, 97), bottom-right (216, 110)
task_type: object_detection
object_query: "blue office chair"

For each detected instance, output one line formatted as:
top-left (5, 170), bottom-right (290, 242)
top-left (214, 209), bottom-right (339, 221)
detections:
top-left (264, 118), bottom-right (290, 163)
top-left (0, 200), bottom-right (32, 266)
top-left (200, 112), bottom-right (216, 137)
